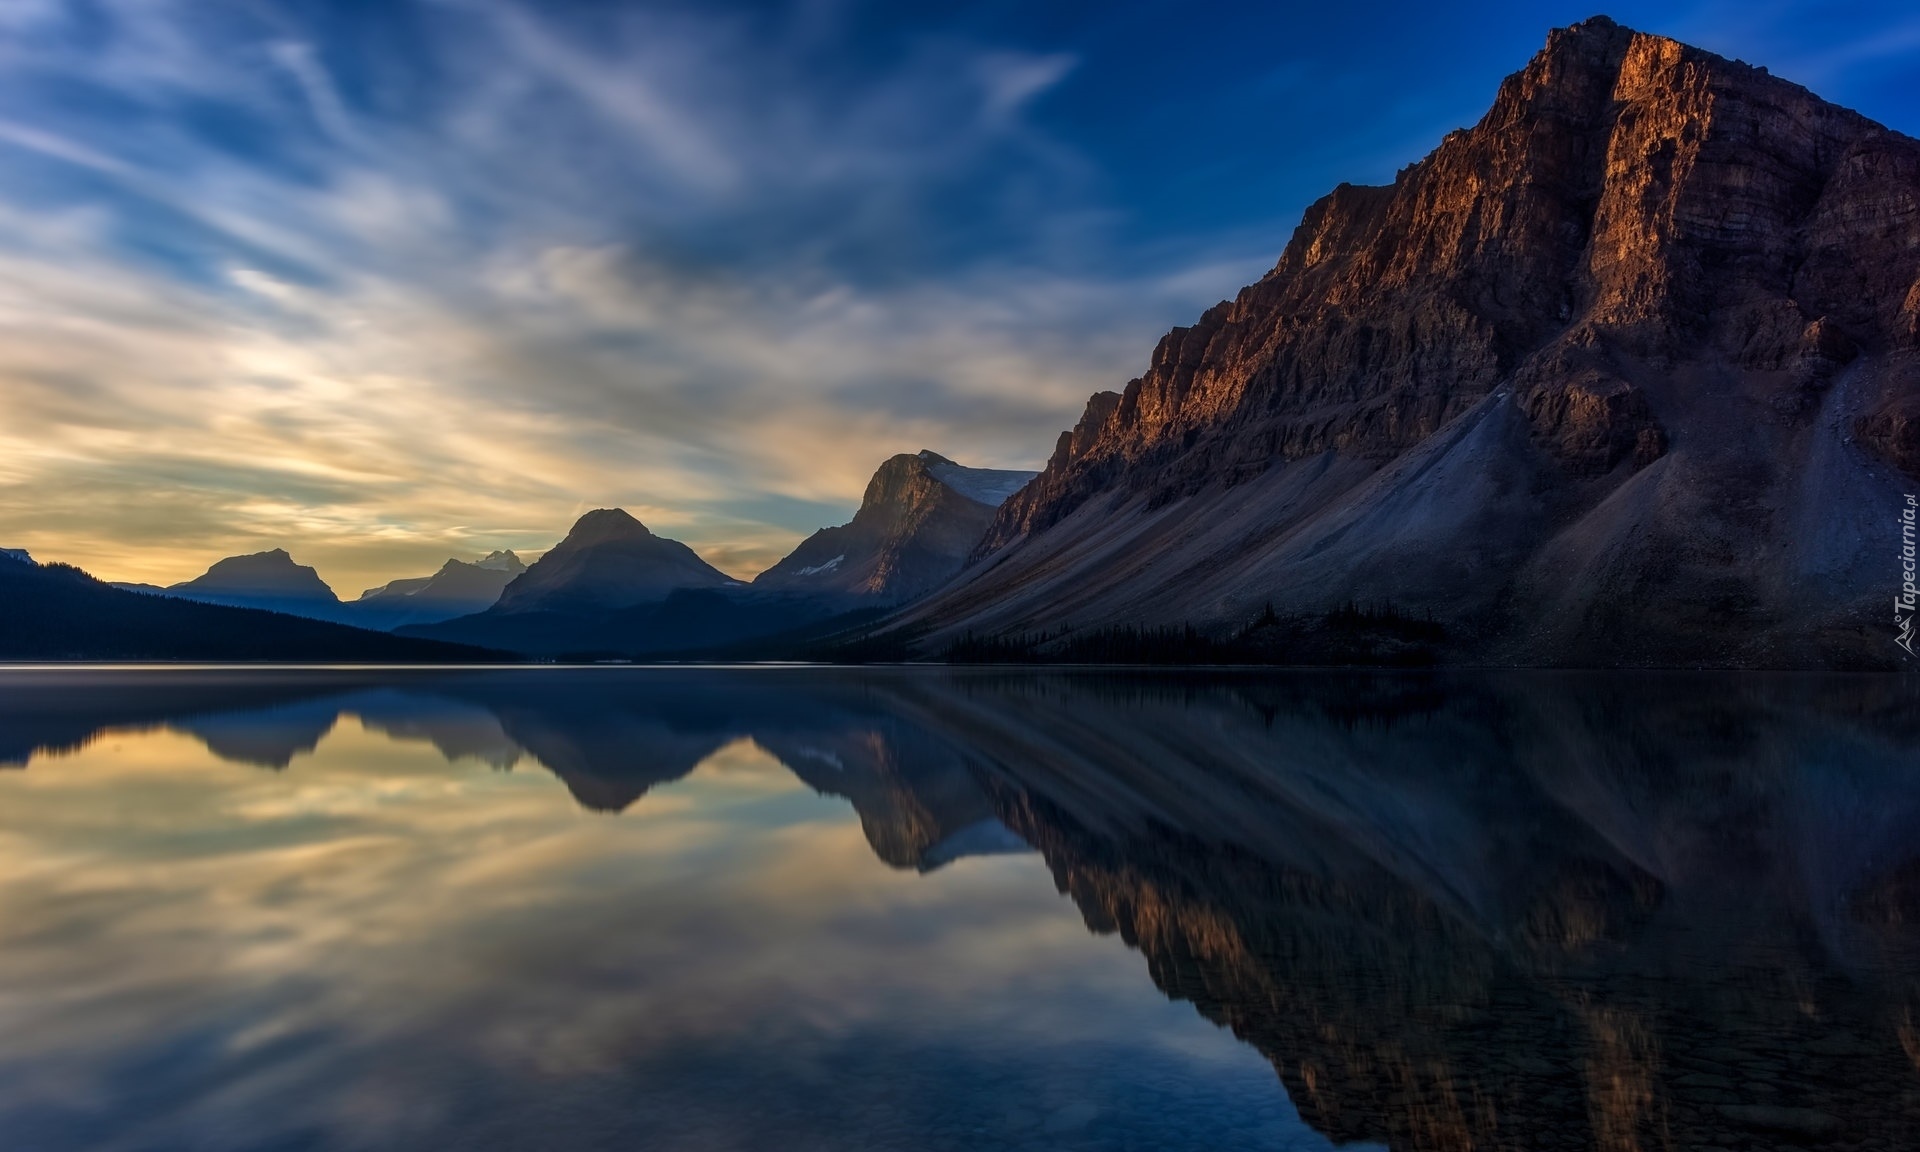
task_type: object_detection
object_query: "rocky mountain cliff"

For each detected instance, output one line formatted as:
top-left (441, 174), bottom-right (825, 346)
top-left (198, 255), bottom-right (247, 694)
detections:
top-left (894, 16), bottom-right (1920, 669)
top-left (754, 451), bottom-right (1037, 605)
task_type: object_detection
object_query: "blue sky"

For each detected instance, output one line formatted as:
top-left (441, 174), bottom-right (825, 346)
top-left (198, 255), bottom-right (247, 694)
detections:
top-left (2, 0), bottom-right (1918, 589)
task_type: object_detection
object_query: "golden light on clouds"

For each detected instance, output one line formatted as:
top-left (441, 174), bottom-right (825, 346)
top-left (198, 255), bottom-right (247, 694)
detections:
top-left (0, 702), bottom-right (1286, 1147)
top-left (0, 1), bottom-right (1261, 594)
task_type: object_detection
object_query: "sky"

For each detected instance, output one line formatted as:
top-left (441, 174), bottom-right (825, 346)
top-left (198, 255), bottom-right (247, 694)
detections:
top-left (2, 0), bottom-right (1919, 593)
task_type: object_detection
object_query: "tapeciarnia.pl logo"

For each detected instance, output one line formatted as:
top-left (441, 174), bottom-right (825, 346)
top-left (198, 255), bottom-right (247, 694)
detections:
top-left (1900, 494), bottom-right (1917, 657)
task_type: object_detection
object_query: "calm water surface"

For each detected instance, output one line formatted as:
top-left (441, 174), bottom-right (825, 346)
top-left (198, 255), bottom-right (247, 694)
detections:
top-left (0, 667), bottom-right (1915, 1151)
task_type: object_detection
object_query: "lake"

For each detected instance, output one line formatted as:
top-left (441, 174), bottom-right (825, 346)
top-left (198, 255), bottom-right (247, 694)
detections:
top-left (0, 667), bottom-right (1915, 1151)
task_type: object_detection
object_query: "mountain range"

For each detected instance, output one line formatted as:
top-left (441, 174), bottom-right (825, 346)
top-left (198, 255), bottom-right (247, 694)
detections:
top-left (0, 549), bottom-right (497, 662)
top-left (350, 551), bottom-right (527, 630)
top-left (398, 509), bottom-right (750, 656)
top-left (17, 445), bottom-right (1031, 661)
top-left (399, 453), bottom-right (1034, 656)
top-left (9, 17), bottom-right (1919, 669)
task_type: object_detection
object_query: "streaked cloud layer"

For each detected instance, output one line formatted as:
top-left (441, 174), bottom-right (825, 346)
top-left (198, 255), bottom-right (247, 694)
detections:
top-left (1, 0), bottom-right (1916, 590)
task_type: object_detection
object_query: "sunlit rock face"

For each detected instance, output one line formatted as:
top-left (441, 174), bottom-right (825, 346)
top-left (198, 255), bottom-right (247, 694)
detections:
top-left (897, 16), bottom-right (1920, 669)
top-left (754, 451), bottom-right (1036, 606)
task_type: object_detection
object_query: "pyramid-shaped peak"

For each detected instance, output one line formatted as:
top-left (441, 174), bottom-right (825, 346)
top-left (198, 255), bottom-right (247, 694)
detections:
top-left (915, 450), bottom-right (957, 467)
top-left (565, 508), bottom-right (654, 545)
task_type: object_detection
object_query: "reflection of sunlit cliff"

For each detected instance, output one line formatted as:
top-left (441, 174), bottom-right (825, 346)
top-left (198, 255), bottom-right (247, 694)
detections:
top-left (4, 666), bottom-right (1918, 1150)
top-left (989, 783), bottom-right (1564, 1151)
top-left (762, 724), bottom-right (1022, 871)
top-left (875, 672), bottom-right (1920, 1151)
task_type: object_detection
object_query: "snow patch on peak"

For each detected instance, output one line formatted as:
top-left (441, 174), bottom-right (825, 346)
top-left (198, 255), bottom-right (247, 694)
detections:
top-left (925, 461), bottom-right (1038, 507)
top-left (795, 554), bottom-right (845, 577)
top-left (919, 818), bottom-right (1033, 871)
top-left (474, 550), bottom-right (525, 573)
top-left (1, 548), bottom-right (33, 565)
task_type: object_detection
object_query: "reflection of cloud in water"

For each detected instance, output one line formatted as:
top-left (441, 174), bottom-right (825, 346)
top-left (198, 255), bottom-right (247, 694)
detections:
top-left (0, 668), bottom-right (1916, 1149)
top-left (0, 714), bottom-right (1313, 1152)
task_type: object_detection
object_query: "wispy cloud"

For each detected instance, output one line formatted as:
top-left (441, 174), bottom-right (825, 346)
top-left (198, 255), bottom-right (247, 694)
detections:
top-left (2, 0), bottom-right (1913, 591)
top-left (0, 0), bottom-right (1254, 589)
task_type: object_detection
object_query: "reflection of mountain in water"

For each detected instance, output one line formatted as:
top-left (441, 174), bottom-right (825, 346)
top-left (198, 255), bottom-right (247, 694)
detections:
top-left (761, 721), bottom-right (1021, 872)
top-left (351, 693), bottom-right (523, 769)
top-left (1, 668), bottom-right (1917, 1148)
top-left (175, 700), bottom-right (344, 770)
top-left (0, 669), bottom-right (399, 768)
top-left (0, 671), bottom-right (1033, 873)
top-left (875, 673), bottom-right (1920, 1150)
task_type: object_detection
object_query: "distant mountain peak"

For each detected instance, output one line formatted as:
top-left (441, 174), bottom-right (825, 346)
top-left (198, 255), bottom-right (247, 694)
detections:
top-left (1, 548), bottom-right (32, 565)
top-left (471, 508), bottom-right (729, 618)
top-left (474, 550), bottom-right (525, 573)
top-left (401, 550), bottom-right (527, 586)
top-left (214, 548), bottom-right (290, 567)
top-left (565, 508), bottom-right (654, 546)
top-left (0, 552), bottom-right (494, 660)
top-left (173, 549), bottom-right (338, 603)
top-left (755, 450), bottom-right (1037, 603)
